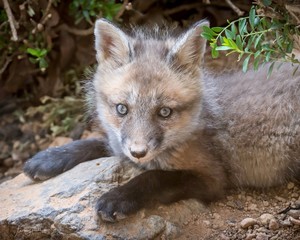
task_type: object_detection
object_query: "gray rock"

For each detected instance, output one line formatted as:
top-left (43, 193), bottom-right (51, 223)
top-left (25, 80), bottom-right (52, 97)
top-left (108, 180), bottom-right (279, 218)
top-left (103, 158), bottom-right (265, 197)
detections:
top-left (259, 213), bottom-right (275, 226)
top-left (0, 157), bottom-right (206, 239)
top-left (240, 217), bottom-right (258, 229)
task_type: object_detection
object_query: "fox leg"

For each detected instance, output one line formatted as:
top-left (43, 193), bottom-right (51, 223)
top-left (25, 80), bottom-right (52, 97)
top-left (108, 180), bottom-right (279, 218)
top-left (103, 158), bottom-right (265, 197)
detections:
top-left (96, 169), bottom-right (225, 222)
top-left (23, 138), bottom-right (110, 181)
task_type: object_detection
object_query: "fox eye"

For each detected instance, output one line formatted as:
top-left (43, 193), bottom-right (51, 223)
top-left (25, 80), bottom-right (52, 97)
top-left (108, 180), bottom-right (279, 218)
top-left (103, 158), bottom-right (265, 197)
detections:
top-left (116, 104), bottom-right (128, 116)
top-left (158, 107), bottom-right (172, 118)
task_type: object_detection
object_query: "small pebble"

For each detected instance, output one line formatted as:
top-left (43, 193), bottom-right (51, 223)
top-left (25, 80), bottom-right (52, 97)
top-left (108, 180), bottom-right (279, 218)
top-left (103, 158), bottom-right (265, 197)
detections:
top-left (240, 218), bottom-right (258, 229)
top-left (287, 209), bottom-right (300, 219)
top-left (281, 219), bottom-right (292, 227)
top-left (248, 203), bottom-right (258, 211)
top-left (245, 233), bottom-right (256, 240)
top-left (259, 213), bottom-right (275, 226)
top-left (268, 219), bottom-right (280, 230)
top-left (256, 233), bottom-right (269, 240)
top-left (289, 216), bottom-right (300, 225)
top-left (263, 201), bottom-right (269, 207)
top-left (3, 158), bottom-right (14, 168)
top-left (275, 196), bottom-right (286, 202)
top-left (287, 182), bottom-right (295, 190)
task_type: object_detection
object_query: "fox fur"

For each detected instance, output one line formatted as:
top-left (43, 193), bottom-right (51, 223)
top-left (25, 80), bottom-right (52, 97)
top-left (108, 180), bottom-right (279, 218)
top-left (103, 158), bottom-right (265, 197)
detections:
top-left (24, 19), bottom-right (300, 222)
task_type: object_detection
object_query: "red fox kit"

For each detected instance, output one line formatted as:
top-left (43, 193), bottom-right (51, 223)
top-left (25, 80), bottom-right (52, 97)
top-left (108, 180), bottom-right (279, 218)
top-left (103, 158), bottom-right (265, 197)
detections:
top-left (24, 19), bottom-right (300, 222)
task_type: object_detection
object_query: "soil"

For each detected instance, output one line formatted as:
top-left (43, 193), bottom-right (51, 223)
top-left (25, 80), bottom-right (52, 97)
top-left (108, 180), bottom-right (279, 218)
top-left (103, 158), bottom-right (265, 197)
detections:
top-left (1, 111), bottom-right (300, 239)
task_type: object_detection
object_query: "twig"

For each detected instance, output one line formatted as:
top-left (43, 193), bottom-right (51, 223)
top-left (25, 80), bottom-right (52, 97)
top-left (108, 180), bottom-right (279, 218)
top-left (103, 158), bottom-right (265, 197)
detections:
top-left (164, 3), bottom-right (202, 16)
top-left (0, 55), bottom-right (12, 75)
top-left (59, 24), bottom-right (94, 36)
top-left (3, 0), bottom-right (18, 41)
top-left (115, 0), bottom-right (129, 21)
top-left (41, 0), bottom-right (53, 24)
top-left (225, 0), bottom-right (245, 16)
top-left (32, 0), bottom-right (53, 34)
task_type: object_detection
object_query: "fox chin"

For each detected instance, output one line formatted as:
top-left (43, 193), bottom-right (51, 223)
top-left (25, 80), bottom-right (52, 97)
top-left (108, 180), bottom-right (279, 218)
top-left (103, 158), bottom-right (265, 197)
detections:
top-left (24, 18), bottom-right (300, 222)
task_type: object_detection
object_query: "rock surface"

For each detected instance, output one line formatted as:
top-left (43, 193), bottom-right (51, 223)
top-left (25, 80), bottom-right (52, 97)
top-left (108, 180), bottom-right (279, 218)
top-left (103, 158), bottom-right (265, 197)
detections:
top-left (0, 157), bottom-right (207, 240)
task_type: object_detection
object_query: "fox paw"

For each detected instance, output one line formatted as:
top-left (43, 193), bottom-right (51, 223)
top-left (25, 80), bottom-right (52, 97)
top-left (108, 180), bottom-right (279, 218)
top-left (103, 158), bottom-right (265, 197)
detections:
top-left (96, 187), bottom-right (141, 222)
top-left (23, 148), bottom-right (70, 181)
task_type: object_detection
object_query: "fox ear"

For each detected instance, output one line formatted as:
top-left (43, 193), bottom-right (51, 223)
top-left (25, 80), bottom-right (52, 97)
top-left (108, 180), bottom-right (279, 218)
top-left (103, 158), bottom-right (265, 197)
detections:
top-left (94, 19), bottom-right (131, 67)
top-left (168, 20), bottom-right (209, 72)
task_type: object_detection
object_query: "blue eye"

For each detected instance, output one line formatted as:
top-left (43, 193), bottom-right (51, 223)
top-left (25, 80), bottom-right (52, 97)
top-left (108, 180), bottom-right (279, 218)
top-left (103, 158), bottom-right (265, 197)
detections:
top-left (116, 104), bottom-right (128, 116)
top-left (158, 107), bottom-right (172, 118)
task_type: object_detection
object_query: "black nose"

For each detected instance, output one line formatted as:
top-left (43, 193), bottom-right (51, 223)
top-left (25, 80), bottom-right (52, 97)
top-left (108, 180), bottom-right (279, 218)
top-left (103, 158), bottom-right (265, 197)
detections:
top-left (130, 149), bottom-right (147, 159)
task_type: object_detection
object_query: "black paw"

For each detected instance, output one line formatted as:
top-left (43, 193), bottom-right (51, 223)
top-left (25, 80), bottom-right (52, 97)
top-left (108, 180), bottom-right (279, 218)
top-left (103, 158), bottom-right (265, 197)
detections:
top-left (96, 187), bottom-right (141, 222)
top-left (23, 147), bottom-right (71, 181)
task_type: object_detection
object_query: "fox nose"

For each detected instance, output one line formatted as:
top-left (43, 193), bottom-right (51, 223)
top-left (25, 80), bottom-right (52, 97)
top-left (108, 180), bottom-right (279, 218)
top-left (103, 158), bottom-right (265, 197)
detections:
top-left (130, 149), bottom-right (147, 159)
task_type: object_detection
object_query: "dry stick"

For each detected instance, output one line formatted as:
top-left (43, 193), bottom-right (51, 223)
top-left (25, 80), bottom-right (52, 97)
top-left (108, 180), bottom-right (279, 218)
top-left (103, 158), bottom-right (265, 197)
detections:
top-left (0, 56), bottom-right (12, 75)
top-left (60, 24), bottom-right (94, 36)
top-left (41, 0), bottom-right (53, 23)
top-left (3, 0), bottom-right (18, 41)
top-left (115, 0), bottom-right (129, 21)
top-left (225, 0), bottom-right (245, 16)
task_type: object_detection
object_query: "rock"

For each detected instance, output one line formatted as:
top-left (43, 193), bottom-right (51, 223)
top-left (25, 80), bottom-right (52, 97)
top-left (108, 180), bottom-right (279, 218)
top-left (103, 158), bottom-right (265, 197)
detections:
top-left (263, 201), bottom-right (269, 207)
top-left (245, 233), bottom-right (256, 240)
top-left (259, 213), bottom-right (275, 226)
top-left (256, 233), bottom-right (269, 240)
top-left (287, 182), bottom-right (295, 190)
top-left (268, 218), bottom-right (280, 230)
top-left (287, 209), bottom-right (300, 219)
top-left (289, 216), bottom-right (300, 226)
top-left (248, 203), bottom-right (258, 211)
top-left (240, 217), bottom-right (258, 229)
top-left (0, 157), bottom-right (207, 239)
top-left (3, 158), bottom-right (14, 168)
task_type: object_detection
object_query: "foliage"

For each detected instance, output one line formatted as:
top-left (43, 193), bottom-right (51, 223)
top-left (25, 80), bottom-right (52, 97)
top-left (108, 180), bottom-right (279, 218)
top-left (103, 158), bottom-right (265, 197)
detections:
top-left (201, 1), bottom-right (300, 75)
top-left (26, 96), bottom-right (84, 136)
top-left (69, 0), bottom-right (122, 24)
top-left (1, 0), bottom-right (123, 136)
top-left (26, 48), bottom-right (48, 70)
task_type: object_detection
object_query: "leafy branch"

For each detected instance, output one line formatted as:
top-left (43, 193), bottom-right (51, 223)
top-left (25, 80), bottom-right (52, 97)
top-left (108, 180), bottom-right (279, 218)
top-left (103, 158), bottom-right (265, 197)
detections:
top-left (201, 4), bottom-right (300, 75)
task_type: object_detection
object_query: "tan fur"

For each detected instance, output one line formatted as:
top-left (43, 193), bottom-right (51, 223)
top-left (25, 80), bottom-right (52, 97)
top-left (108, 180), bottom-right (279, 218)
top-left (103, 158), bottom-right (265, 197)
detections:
top-left (89, 19), bottom-right (300, 196)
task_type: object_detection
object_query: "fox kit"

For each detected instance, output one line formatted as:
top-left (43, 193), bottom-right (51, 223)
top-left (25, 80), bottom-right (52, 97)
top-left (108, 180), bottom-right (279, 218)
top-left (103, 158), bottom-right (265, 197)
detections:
top-left (24, 19), bottom-right (300, 222)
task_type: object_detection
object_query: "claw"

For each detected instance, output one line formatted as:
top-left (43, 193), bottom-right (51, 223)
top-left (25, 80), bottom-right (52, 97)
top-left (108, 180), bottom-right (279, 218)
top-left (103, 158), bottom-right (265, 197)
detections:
top-left (98, 210), bottom-right (116, 223)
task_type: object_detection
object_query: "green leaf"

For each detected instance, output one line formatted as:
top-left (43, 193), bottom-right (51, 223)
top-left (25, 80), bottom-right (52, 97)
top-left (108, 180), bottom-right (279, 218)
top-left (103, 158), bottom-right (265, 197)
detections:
top-left (27, 48), bottom-right (40, 57)
top-left (238, 18), bottom-right (247, 34)
top-left (249, 7), bottom-right (256, 29)
top-left (254, 34), bottom-right (263, 49)
top-left (262, 0), bottom-right (272, 6)
top-left (236, 35), bottom-right (243, 50)
top-left (254, 50), bottom-right (262, 59)
top-left (39, 49), bottom-right (48, 57)
top-left (201, 32), bottom-right (213, 41)
top-left (211, 46), bottom-right (219, 58)
top-left (227, 38), bottom-right (239, 50)
top-left (243, 55), bottom-right (251, 72)
top-left (286, 41), bottom-right (293, 53)
top-left (267, 62), bottom-right (275, 78)
top-left (29, 57), bottom-right (38, 64)
top-left (39, 58), bottom-right (48, 69)
top-left (211, 27), bottom-right (223, 33)
top-left (202, 26), bottom-right (217, 37)
top-left (253, 55), bottom-right (261, 70)
top-left (225, 29), bottom-right (235, 39)
top-left (265, 51), bottom-right (271, 62)
top-left (231, 23), bottom-right (237, 36)
top-left (293, 66), bottom-right (299, 76)
top-left (215, 46), bottom-right (233, 51)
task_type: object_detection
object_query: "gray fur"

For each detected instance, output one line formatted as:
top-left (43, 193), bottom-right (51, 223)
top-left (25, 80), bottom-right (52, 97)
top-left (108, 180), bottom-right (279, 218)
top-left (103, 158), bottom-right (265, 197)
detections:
top-left (90, 19), bottom-right (300, 190)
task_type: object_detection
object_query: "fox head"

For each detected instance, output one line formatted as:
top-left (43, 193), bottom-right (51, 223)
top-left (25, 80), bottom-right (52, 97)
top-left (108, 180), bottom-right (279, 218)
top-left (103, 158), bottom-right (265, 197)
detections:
top-left (92, 19), bottom-right (208, 167)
